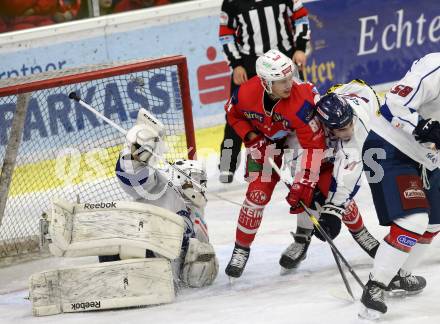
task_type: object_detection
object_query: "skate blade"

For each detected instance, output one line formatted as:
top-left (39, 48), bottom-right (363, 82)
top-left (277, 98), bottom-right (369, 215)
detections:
top-left (280, 267), bottom-right (298, 276)
top-left (386, 288), bottom-right (423, 297)
top-left (228, 276), bottom-right (236, 285)
top-left (386, 289), bottom-right (407, 298)
top-left (358, 305), bottom-right (383, 321)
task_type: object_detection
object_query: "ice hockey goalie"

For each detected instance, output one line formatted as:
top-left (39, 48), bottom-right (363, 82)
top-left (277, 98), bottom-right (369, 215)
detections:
top-left (30, 109), bottom-right (218, 316)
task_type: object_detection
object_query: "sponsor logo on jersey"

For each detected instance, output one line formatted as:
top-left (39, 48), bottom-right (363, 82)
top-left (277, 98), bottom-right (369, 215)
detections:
top-left (396, 175), bottom-right (429, 210)
top-left (403, 188), bottom-right (426, 199)
top-left (83, 202), bottom-right (117, 209)
top-left (243, 111), bottom-right (264, 123)
top-left (71, 301), bottom-right (101, 311)
top-left (248, 190), bottom-right (268, 204)
top-left (403, 180), bottom-right (426, 199)
top-left (397, 235), bottom-right (417, 248)
top-left (426, 152), bottom-right (438, 164)
top-left (296, 101), bottom-right (314, 124)
top-left (272, 113), bottom-right (290, 129)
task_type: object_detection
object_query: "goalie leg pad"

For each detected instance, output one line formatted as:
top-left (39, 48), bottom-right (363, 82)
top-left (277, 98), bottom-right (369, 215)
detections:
top-left (29, 258), bottom-right (175, 316)
top-left (48, 198), bottom-right (184, 260)
top-left (181, 238), bottom-right (219, 288)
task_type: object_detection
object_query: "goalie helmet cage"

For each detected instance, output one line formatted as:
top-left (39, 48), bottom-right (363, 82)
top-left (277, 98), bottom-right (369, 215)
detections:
top-left (0, 55), bottom-right (196, 263)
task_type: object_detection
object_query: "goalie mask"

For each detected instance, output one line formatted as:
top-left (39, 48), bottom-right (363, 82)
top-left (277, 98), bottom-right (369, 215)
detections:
top-left (169, 159), bottom-right (207, 208)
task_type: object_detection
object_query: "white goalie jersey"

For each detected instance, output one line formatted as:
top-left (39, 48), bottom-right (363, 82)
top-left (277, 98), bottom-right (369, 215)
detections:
top-left (115, 143), bottom-right (209, 245)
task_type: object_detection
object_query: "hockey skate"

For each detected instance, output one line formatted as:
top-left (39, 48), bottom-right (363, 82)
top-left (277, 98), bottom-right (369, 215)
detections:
top-left (358, 276), bottom-right (387, 320)
top-left (219, 171), bottom-right (234, 184)
top-left (350, 227), bottom-right (380, 258)
top-left (386, 270), bottom-right (426, 297)
top-left (279, 228), bottom-right (312, 273)
top-left (225, 244), bottom-right (250, 280)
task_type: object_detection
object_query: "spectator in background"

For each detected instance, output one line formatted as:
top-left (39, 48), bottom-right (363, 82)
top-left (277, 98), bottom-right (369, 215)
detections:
top-left (53, 0), bottom-right (82, 22)
top-left (218, 0), bottom-right (311, 183)
top-left (113, 0), bottom-right (170, 13)
top-left (99, 0), bottom-right (116, 15)
top-left (0, 0), bottom-right (81, 31)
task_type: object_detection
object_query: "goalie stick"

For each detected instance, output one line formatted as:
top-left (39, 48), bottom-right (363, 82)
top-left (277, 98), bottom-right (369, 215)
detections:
top-left (268, 158), bottom-right (365, 295)
top-left (68, 92), bottom-right (250, 208)
top-left (68, 92), bottom-right (204, 189)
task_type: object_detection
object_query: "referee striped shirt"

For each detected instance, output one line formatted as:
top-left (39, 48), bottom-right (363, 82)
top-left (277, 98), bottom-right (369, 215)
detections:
top-left (219, 0), bottom-right (310, 68)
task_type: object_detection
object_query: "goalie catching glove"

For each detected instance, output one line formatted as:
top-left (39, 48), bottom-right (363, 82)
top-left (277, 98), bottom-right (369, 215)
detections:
top-left (314, 203), bottom-right (343, 241)
top-left (126, 108), bottom-right (165, 163)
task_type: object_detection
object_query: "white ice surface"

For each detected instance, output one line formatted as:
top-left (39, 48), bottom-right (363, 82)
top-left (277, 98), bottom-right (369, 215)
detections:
top-left (1, 154), bottom-right (439, 324)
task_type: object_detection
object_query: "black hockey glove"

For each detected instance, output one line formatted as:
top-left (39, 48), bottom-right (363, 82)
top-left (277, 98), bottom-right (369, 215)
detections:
top-left (413, 118), bottom-right (440, 149)
top-left (314, 203), bottom-right (343, 242)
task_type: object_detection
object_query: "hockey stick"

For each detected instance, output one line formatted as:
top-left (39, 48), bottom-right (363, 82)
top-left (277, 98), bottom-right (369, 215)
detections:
top-left (68, 92), bottom-right (247, 208)
top-left (330, 247), bottom-right (355, 301)
top-left (299, 201), bottom-right (365, 290)
top-left (68, 92), bottom-right (205, 191)
top-left (268, 157), bottom-right (365, 291)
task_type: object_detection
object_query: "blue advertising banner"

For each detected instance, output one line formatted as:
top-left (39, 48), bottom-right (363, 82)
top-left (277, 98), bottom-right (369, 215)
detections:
top-left (305, 0), bottom-right (440, 92)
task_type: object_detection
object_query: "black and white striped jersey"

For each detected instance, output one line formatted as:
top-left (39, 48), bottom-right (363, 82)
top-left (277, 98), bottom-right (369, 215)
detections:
top-left (219, 0), bottom-right (310, 68)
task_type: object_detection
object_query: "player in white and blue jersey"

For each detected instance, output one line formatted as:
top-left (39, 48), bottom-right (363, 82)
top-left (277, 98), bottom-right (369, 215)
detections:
top-left (315, 53), bottom-right (440, 320)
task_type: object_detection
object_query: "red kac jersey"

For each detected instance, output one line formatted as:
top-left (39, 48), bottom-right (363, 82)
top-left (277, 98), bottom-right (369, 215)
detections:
top-left (225, 76), bottom-right (325, 150)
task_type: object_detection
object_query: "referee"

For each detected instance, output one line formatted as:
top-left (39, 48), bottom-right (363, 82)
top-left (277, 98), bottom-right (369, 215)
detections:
top-left (218, 0), bottom-right (311, 183)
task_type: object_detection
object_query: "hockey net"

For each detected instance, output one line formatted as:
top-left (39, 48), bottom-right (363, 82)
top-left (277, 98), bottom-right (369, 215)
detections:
top-left (0, 55), bottom-right (196, 263)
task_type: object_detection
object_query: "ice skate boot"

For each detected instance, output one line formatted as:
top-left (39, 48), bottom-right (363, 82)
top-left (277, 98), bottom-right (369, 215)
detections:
top-left (279, 227), bottom-right (313, 271)
top-left (359, 275), bottom-right (387, 320)
top-left (386, 269), bottom-right (426, 297)
top-left (225, 244), bottom-right (250, 279)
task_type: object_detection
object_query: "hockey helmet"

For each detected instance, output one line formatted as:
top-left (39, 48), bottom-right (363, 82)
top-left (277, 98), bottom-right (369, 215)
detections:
top-left (315, 93), bottom-right (354, 130)
top-left (256, 49), bottom-right (298, 93)
top-left (169, 159), bottom-right (207, 208)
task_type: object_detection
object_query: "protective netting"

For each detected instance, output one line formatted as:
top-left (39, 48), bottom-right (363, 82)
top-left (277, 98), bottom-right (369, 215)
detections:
top-left (0, 57), bottom-right (193, 260)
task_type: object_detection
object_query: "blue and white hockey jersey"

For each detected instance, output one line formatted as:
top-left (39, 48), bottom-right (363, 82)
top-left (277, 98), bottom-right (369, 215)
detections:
top-left (373, 52), bottom-right (440, 170)
top-left (325, 80), bottom-right (381, 207)
top-left (114, 144), bottom-right (209, 245)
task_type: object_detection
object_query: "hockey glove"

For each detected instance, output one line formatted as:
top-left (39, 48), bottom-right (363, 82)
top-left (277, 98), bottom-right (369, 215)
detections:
top-left (413, 118), bottom-right (440, 149)
top-left (244, 133), bottom-right (271, 165)
top-left (286, 181), bottom-right (315, 214)
top-left (126, 124), bottom-right (160, 163)
top-left (314, 203), bottom-right (343, 241)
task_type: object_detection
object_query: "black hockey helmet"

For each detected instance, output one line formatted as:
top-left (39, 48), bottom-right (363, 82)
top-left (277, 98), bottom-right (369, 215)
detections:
top-left (315, 93), bottom-right (354, 129)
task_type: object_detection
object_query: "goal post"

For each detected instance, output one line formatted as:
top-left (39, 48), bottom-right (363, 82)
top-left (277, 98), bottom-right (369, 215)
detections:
top-left (0, 55), bottom-right (196, 261)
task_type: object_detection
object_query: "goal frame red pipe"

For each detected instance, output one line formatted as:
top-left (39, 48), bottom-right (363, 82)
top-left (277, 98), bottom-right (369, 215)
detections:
top-left (0, 55), bottom-right (197, 159)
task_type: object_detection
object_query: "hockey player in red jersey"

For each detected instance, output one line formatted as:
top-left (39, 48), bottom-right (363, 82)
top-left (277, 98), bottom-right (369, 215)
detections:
top-left (224, 49), bottom-right (326, 278)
